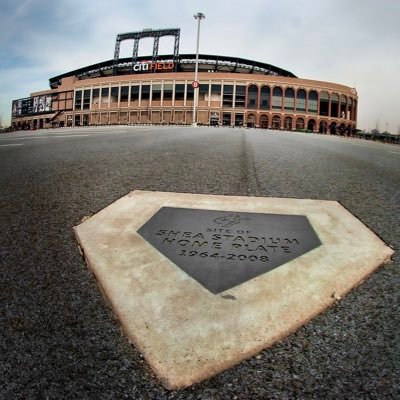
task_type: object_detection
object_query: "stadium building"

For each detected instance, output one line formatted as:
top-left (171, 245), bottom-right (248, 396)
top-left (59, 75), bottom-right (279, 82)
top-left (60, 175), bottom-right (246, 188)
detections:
top-left (11, 28), bottom-right (358, 133)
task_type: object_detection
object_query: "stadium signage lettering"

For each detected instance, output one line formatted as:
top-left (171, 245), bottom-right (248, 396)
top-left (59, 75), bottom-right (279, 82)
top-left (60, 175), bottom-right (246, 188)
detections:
top-left (133, 61), bottom-right (174, 72)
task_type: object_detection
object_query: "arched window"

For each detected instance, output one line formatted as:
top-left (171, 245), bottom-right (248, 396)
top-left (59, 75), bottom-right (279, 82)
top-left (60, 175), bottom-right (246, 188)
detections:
top-left (330, 121), bottom-right (337, 134)
top-left (284, 88), bottom-right (295, 111)
top-left (348, 98), bottom-right (353, 120)
top-left (296, 89), bottom-right (306, 112)
top-left (247, 85), bottom-right (258, 109)
top-left (272, 87), bottom-right (283, 110)
top-left (260, 114), bottom-right (269, 129)
top-left (260, 86), bottom-right (270, 109)
top-left (284, 116), bottom-right (293, 130)
top-left (307, 119), bottom-right (316, 132)
top-left (296, 118), bottom-right (305, 130)
top-left (308, 91), bottom-right (318, 114)
top-left (247, 113), bottom-right (256, 128)
top-left (340, 95), bottom-right (347, 119)
top-left (330, 94), bottom-right (339, 118)
top-left (272, 115), bottom-right (281, 129)
top-left (319, 92), bottom-right (329, 116)
top-left (353, 99), bottom-right (358, 121)
top-left (319, 120), bottom-right (328, 134)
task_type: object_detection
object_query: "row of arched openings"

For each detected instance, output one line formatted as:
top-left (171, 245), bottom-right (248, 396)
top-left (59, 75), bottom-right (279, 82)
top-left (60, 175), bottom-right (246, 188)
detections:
top-left (246, 114), bottom-right (354, 133)
top-left (247, 85), bottom-right (355, 120)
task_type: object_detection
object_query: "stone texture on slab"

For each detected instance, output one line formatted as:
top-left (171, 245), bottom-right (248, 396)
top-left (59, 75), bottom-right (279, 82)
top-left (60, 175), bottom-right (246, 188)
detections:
top-left (73, 190), bottom-right (394, 389)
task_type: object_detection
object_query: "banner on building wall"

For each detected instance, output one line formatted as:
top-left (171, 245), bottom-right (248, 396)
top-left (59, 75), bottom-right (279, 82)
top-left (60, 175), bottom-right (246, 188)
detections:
top-left (12, 95), bottom-right (52, 117)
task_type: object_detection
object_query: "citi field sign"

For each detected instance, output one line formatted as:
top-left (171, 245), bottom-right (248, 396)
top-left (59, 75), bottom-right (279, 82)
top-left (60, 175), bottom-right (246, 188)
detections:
top-left (132, 61), bottom-right (175, 72)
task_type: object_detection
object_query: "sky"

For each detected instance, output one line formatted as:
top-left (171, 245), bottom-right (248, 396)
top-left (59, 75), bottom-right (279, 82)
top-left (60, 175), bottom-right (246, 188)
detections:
top-left (0, 0), bottom-right (399, 132)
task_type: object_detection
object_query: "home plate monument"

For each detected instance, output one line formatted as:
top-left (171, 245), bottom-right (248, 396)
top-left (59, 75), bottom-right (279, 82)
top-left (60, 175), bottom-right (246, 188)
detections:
top-left (74, 191), bottom-right (393, 389)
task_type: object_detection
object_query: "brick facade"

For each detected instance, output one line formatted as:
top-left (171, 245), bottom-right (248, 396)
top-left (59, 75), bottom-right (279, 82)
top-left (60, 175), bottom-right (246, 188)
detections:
top-left (12, 69), bottom-right (358, 134)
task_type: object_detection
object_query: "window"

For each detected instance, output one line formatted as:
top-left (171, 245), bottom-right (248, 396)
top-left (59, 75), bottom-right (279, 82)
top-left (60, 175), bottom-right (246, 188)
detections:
top-left (120, 86), bottom-right (129, 102)
top-left (284, 116), bottom-right (293, 130)
top-left (260, 114), bottom-right (269, 129)
top-left (247, 114), bottom-right (256, 128)
top-left (92, 88), bottom-right (99, 104)
top-left (222, 112), bottom-right (231, 126)
top-left (319, 92), bottom-right (329, 116)
top-left (141, 85), bottom-right (150, 101)
top-left (209, 111), bottom-right (219, 126)
top-left (152, 84), bottom-right (162, 101)
top-left (296, 89), bottom-right (306, 112)
top-left (211, 84), bottom-right (221, 95)
top-left (210, 84), bottom-right (221, 103)
top-left (186, 84), bottom-right (194, 101)
top-left (247, 85), bottom-right (258, 109)
top-left (284, 88), bottom-right (294, 111)
top-left (101, 87), bottom-right (109, 103)
top-left (296, 118), bottom-right (305, 130)
top-left (199, 84), bottom-right (209, 96)
top-left (348, 98), bottom-right (353, 120)
top-left (307, 119), bottom-right (316, 131)
top-left (234, 113), bottom-right (244, 126)
top-left (111, 87), bottom-right (119, 103)
top-left (272, 87), bottom-right (283, 110)
top-left (198, 84), bottom-right (209, 102)
top-left (223, 84), bottom-right (234, 107)
top-left (163, 84), bottom-right (173, 101)
top-left (82, 89), bottom-right (90, 110)
top-left (74, 90), bottom-right (82, 110)
top-left (131, 86), bottom-right (139, 102)
top-left (330, 94), bottom-right (339, 118)
top-left (235, 85), bottom-right (245, 108)
top-left (175, 84), bottom-right (185, 101)
top-left (272, 115), bottom-right (281, 129)
top-left (308, 91), bottom-right (318, 114)
top-left (319, 120), bottom-right (328, 133)
top-left (340, 95), bottom-right (347, 119)
top-left (260, 86), bottom-right (270, 109)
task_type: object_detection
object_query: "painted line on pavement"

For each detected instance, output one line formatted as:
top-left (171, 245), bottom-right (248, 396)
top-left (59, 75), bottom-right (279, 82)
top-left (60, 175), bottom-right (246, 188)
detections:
top-left (0, 143), bottom-right (23, 147)
top-left (0, 134), bottom-right (89, 141)
top-left (50, 134), bottom-right (89, 138)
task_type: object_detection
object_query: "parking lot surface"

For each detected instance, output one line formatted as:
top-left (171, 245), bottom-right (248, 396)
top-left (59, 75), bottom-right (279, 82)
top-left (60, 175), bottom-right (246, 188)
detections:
top-left (1, 126), bottom-right (399, 399)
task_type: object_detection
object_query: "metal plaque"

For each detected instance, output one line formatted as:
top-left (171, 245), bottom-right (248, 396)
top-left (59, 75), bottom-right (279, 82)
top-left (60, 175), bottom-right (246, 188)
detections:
top-left (138, 207), bottom-right (322, 294)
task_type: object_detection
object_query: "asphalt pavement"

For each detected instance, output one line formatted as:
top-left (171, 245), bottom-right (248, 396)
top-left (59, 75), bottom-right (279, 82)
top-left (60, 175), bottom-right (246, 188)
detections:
top-left (1, 126), bottom-right (399, 399)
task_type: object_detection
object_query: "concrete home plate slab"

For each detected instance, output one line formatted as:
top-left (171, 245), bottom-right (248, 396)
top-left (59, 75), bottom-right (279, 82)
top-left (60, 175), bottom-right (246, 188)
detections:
top-left (73, 190), bottom-right (393, 389)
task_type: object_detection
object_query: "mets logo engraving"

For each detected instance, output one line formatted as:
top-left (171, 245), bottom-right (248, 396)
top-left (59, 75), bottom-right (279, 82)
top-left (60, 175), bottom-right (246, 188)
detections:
top-left (213, 214), bottom-right (250, 228)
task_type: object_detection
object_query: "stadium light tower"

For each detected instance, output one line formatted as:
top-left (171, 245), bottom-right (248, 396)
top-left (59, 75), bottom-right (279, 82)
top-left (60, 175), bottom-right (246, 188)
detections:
top-left (192, 12), bottom-right (205, 127)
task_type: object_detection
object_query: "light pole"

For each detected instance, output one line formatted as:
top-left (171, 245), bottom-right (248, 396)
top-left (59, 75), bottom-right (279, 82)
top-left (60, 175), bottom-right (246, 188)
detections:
top-left (192, 12), bottom-right (205, 127)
